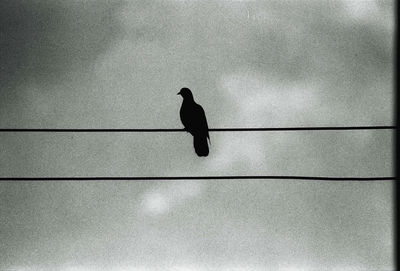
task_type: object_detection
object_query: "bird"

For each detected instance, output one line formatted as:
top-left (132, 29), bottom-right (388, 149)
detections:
top-left (177, 87), bottom-right (210, 157)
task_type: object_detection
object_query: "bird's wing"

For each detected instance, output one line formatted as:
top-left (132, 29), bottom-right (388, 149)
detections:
top-left (180, 104), bottom-right (193, 132)
top-left (196, 104), bottom-right (210, 140)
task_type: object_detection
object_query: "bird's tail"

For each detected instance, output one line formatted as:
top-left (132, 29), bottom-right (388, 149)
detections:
top-left (193, 135), bottom-right (209, 157)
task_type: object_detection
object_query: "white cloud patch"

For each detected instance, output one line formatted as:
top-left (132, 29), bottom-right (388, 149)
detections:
top-left (139, 182), bottom-right (204, 216)
top-left (341, 0), bottom-right (379, 20)
top-left (220, 72), bottom-right (323, 126)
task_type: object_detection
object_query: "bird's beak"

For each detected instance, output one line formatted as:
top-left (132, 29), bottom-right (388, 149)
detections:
top-left (177, 91), bottom-right (181, 95)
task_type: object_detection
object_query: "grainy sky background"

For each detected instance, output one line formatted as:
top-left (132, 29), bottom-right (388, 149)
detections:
top-left (0, 0), bottom-right (394, 270)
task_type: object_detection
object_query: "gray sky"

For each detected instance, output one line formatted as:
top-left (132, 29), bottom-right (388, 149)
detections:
top-left (0, 0), bottom-right (394, 270)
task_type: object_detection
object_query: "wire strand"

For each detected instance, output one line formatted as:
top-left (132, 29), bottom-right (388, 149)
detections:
top-left (0, 176), bottom-right (394, 181)
top-left (0, 125), bottom-right (395, 133)
top-left (0, 126), bottom-right (394, 181)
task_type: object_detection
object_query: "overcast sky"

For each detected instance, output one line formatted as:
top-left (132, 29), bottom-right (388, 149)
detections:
top-left (0, 0), bottom-right (394, 270)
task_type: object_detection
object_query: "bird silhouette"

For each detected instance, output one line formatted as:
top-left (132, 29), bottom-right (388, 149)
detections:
top-left (177, 87), bottom-right (210, 157)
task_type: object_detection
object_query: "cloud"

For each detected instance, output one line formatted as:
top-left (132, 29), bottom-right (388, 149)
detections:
top-left (341, 0), bottom-right (379, 20)
top-left (0, 0), bottom-right (124, 101)
top-left (0, 1), bottom-right (393, 270)
top-left (139, 182), bottom-right (204, 216)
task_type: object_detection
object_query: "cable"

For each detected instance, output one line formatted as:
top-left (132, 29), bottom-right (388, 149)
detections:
top-left (0, 125), bottom-right (393, 182)
top-left (0, 125), bottom-right (395, 133)
top-left (0, 176), bottom-right (394, 181)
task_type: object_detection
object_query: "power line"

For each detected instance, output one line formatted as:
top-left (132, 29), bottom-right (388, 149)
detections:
top-left (0, 176), bottom-right (394, 181)
top-left (0, 125), bottom-right (393, 182)
top-left (0, 125), bottom-right (395, 133)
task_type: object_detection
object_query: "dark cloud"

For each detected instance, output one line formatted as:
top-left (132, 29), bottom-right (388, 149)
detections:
top-left (0, 0), bottom-right (123, 92)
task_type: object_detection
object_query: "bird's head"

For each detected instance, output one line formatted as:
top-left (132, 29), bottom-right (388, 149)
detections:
top-left (177, 87), bottom-right (194, 100)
